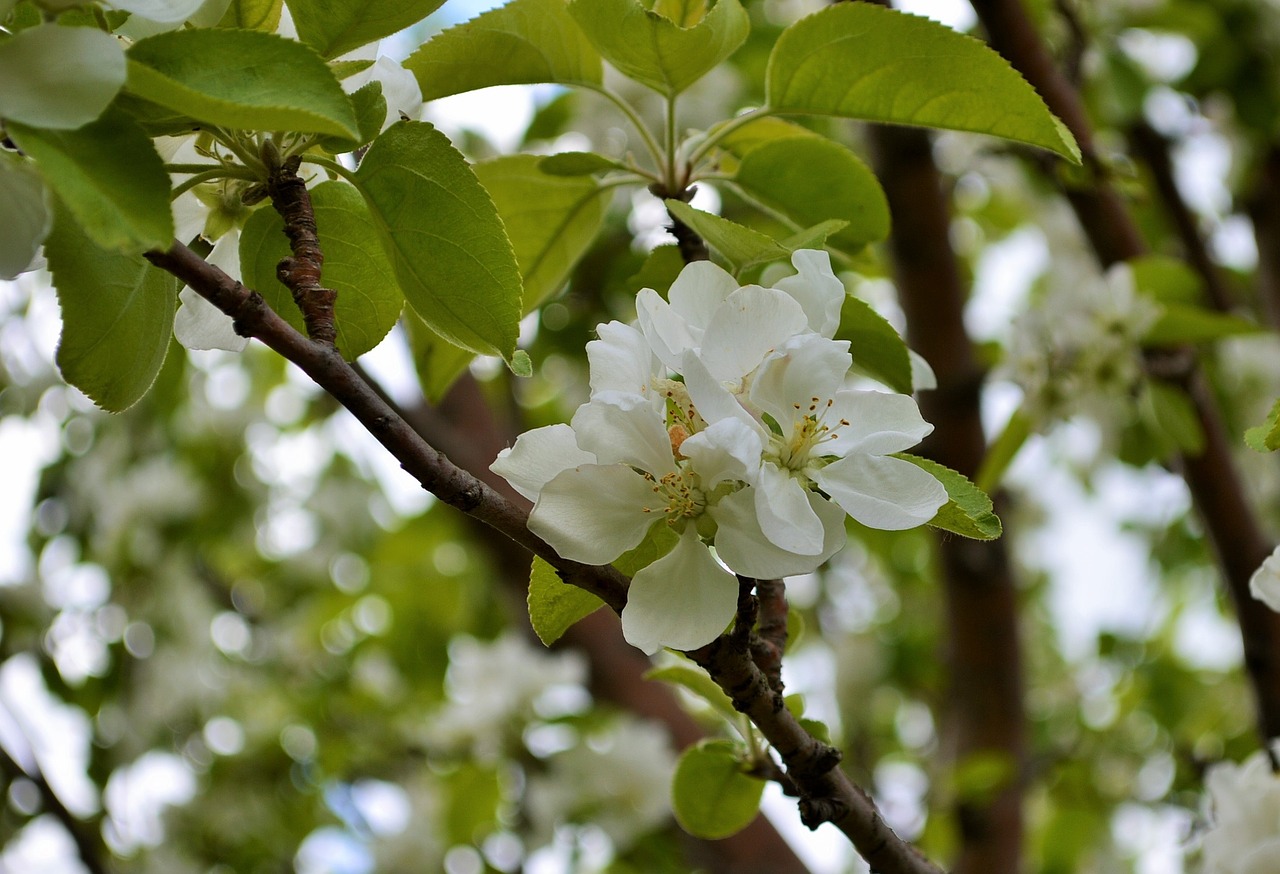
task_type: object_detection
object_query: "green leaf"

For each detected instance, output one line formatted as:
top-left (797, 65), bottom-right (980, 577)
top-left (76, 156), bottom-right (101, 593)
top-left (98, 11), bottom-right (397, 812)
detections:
top-left (779, 219), bottom-right (848, 252)
top-left (1144, 382), bottom-right (1205, 455)
top-left (836, 294), bottom-right (912, 394)
top-left (567, 0), bottom-right (749, 96)
top-left (405, 0), bottom-right (603, 101)
top-left (286, 0), bottom-right (446, 59)
top-left (974, 408), bottom-right (1033, 494)
top-left (538, 151), bottom-right (628, 176)
top-left (0, 23), bottom-right (126, 129)
top-left (217, 0), bottom-right (283, 30)
top-left (1129, 254), bottom-right (1202, 305)
top-left (126, 29), bottom-right (358, 138)
top-left (628, 244), bottom-right (685, 298)
top-left (644, 663), bottom-right (738, 724)
top-left (527, 556), bottom-right (605, 646)
top-left (734, 136), bottom-right (889, 252)
top-left (1142, 302), bottom-right (1263, 346)
top-left (45, 203), bottom-right (177, 412)
top-left (474, 155), bottom-right (610, 311)
top-left (355, 121), bottom-right (523, 362)
top-left (442, 763), bottom-right (503, 845)
top-left (766, 3), bottom-right (1080, 162)
top-left (652, 0), bottom-right (707, 27)
top-left (239, 181), bottom-right (402, 359)
top-left (316, 80), bottom-right (386, 153)
top-left (671, 740), bottom-right (765, 839)
top-left (1245, 399), bottom-right (1280, 453)
top-left (0, 154), bottom-right (51, 280)
top-left (896, 454), bottom-right (1002, 540)
top-left (664, 199), bottom-right (788, 272)
top-left (715, 116), bottom-right (822, 157)
top-left (8, 108), bottom-right (174, 254)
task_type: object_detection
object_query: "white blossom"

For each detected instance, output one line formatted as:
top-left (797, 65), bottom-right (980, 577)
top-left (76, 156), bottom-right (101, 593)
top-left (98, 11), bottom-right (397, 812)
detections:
top-left (492, 251), bottom-right (945, 654)
top-left (1250, 546), bottom-right (1280, 613)
top-left (1199, 745), bottom-right (1280, 874)
top-left (343, 56), bottom-right (424, 132)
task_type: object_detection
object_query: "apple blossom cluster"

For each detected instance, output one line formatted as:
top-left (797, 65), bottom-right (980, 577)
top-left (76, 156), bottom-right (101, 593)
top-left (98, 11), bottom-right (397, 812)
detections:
top-left (492, 251), bottom-right (948, 655)
top-left (1006, 263), bottom-right (1161, 423)
top-left (1197, 744), bottom-right (1280, 874)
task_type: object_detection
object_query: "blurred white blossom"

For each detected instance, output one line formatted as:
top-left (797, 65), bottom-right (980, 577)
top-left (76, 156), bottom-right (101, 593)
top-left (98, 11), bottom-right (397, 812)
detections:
top-left (1199, 745), bottom-right (1280, 874)
top-left (1250, 546), bottom-right (1280, 613)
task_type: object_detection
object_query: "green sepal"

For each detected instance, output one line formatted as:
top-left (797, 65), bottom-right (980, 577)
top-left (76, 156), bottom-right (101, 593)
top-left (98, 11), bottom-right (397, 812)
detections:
top-left (126, 28), bottom-right (359, 138)
top-left (527, 556), bottom-right (605, 646)
top-left (733, 136), bottom-right (889, 252)
top-left (45, 202), bottom-right (177, 412)
top-left (286, 0), bottom-right (446, 59)
top-left (671, 739), bottom-right (765, 840)
top-left (766, 3), bottom-right (1080, 162)
top-left (1245, 399), bottom-right (1280, 453)
top-left (567, 0), bottom-right (749, 96)
top-left (405, 0), bottom-right (603, 101)
top-left (354, 120), bottom-right (523, 363)
top-left (8, 108), bottom-right (174, 254)
top-left (835, 294), bottom-right (912, 395)
top-left (896, 454), bottom-right (1002, 541)
top-left (238, 180), bottom-right (402, 360)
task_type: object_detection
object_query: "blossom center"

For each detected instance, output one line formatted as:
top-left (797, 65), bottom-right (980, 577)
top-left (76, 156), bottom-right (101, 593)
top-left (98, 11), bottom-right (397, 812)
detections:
top-left (772, 397), bottom-right (849, 473)
top-left (642, 469), bottom-right (706, 523)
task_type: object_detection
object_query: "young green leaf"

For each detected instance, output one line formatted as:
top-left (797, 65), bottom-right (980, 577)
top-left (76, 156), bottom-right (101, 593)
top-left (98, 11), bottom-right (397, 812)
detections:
top-left (238, 181), bottom-right (402, 359)
top-left (404, 0), bottom-right (603, 101)
top-left (835, 294), bottom-right (913, 395)
top-left (217, 0), bottom-right (283, 30)
top-left (663, 199), bottom-right (788, 272)
top-left (0, 23), bottom-right (126, 129)
top-left (1144, 382), bottom-right (1206, 456)
top-left (286, 0), bottom-right (446, 60)
top-left (315, 80), bottom-right (387, 153)
top-left (779, 219), bottom-right (849, 253)
top-left (527, 556), bottom-right (605, 646)
top-left (0, 155), bottom-right (51, 280)
top-left (896, 454), bottom-right (1002, 540)
top-left (671, 740), bottom-right (765, 839)
top-left (567, 0), bottom-right (749, 96)
top-left (643, 663), bottom-right (738, 724)
top-left (126, 29), bottom-right (359, 138)
top-left (733, 136), bottom-right (889, 252)
top-left (537, 151), bottom-right (628, 176)
top-left (1141, 302), bottom-right (1264, 346)
top-left (975, 408), bottom-right (1033, 495)
top-left (45, 204), bottom-right (177, 412)
top-left (8, 109), bottom-right (174, 254)
top-left (766, 3), bottom-right (1080, 162)
top-left (355, 121), bottom-right (523, 362)
top-left (1245, 399), bottom-right (1280, 453)
top-left (475, 155), bottom-right (610, 311)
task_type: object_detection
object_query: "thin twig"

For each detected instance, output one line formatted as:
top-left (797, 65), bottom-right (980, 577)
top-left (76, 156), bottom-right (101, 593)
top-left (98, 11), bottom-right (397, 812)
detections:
top-left (0, 740), bottom-right (111, 874)
top-left (264, 152), bottom-right (338, 346)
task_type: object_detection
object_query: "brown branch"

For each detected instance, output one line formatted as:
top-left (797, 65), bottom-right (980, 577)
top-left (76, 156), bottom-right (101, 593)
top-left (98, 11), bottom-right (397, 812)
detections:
top-left (751, 577), bottom-right (789, 694)
top-left (264, 153), bottom-right (338, 346)
top-left (145, 241), bottom-right (628, 612)
top-left (655, 184), bottom-right (711, 263)
top-left (147, 240), bottom-right (942, 873)
top-left (1246, 146), bottom-right (1280, 328)
top-left (1127, 122), bottom-right (1234, 311)
top-left (872, 122), bottom-right (1027, 874)
top-left (0, 741), bottom-right (112, 874)
top-left (968, 0), bottom-right (1280, 743)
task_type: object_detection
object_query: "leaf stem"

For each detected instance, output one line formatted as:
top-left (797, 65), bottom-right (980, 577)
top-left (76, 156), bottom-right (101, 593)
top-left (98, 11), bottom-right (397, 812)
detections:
top-left (686, 106), bottom-right (776, 171)
top-left (170, 167), bottom-right (259, 200)
top-left (301, 155), bottom-right (361, 186)
top-left (580, 84), bottom-right (667, 178)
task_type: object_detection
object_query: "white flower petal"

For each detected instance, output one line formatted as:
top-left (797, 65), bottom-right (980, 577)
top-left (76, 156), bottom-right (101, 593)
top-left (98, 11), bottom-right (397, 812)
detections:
top-left (748, 333), bottom-right (852, 427)
top-left (621, 527), bottom-right (738, 654)
top-left (679, 418), bottom-right (762, 489)
top-left (587, 321), bottom-right (661, 399)
top-left (344, 56), bottom-right (423, 131)
top-left (681, 350), bottom-right (764, 434)
top-left (754, 462), bottom-right (826, 555)
top-left (828, 390), bottom-right (934, 456)
top-left (529, 465), bottom-right (660, 565)
top-left (699, 286), bottom-right (808, 382)
top-left (813, 453), bottom-right (947, 531)
top-left (173, 288), bottom-right (249, 352)
top-left (666, 259), bottom-right (739, 333)
top-left (712, 487), bottom-right (847, 579)
top-left (571, 394), bottom-right (676, 477)
top-left (108, 0), bottom-right (206, 23)
top-left (636, 288), bottom-right (696, 372)
top-left (909, 350), bottom-right (937, 391)
top-left (206, 231), bottom-right (242, 283)
top-left (1249, 546), bottom-right (1280, 613)
top-left (490, 424), bottom-right (594, 503)
top-left (772, 249), bottom-right (844, 338)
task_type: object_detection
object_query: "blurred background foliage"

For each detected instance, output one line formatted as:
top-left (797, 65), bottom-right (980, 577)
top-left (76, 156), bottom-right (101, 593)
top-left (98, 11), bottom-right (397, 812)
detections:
top-left (4, 0), bottom-right (1280, 872)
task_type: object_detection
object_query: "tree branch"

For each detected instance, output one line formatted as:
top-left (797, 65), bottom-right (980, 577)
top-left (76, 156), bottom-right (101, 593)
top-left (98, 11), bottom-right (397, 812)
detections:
top-left (264, 152), bottom-right (338, 345)
top-left (0, 741), bottom-right (112, 874)
top-left (968, 0), bottom-right (1280, 743)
